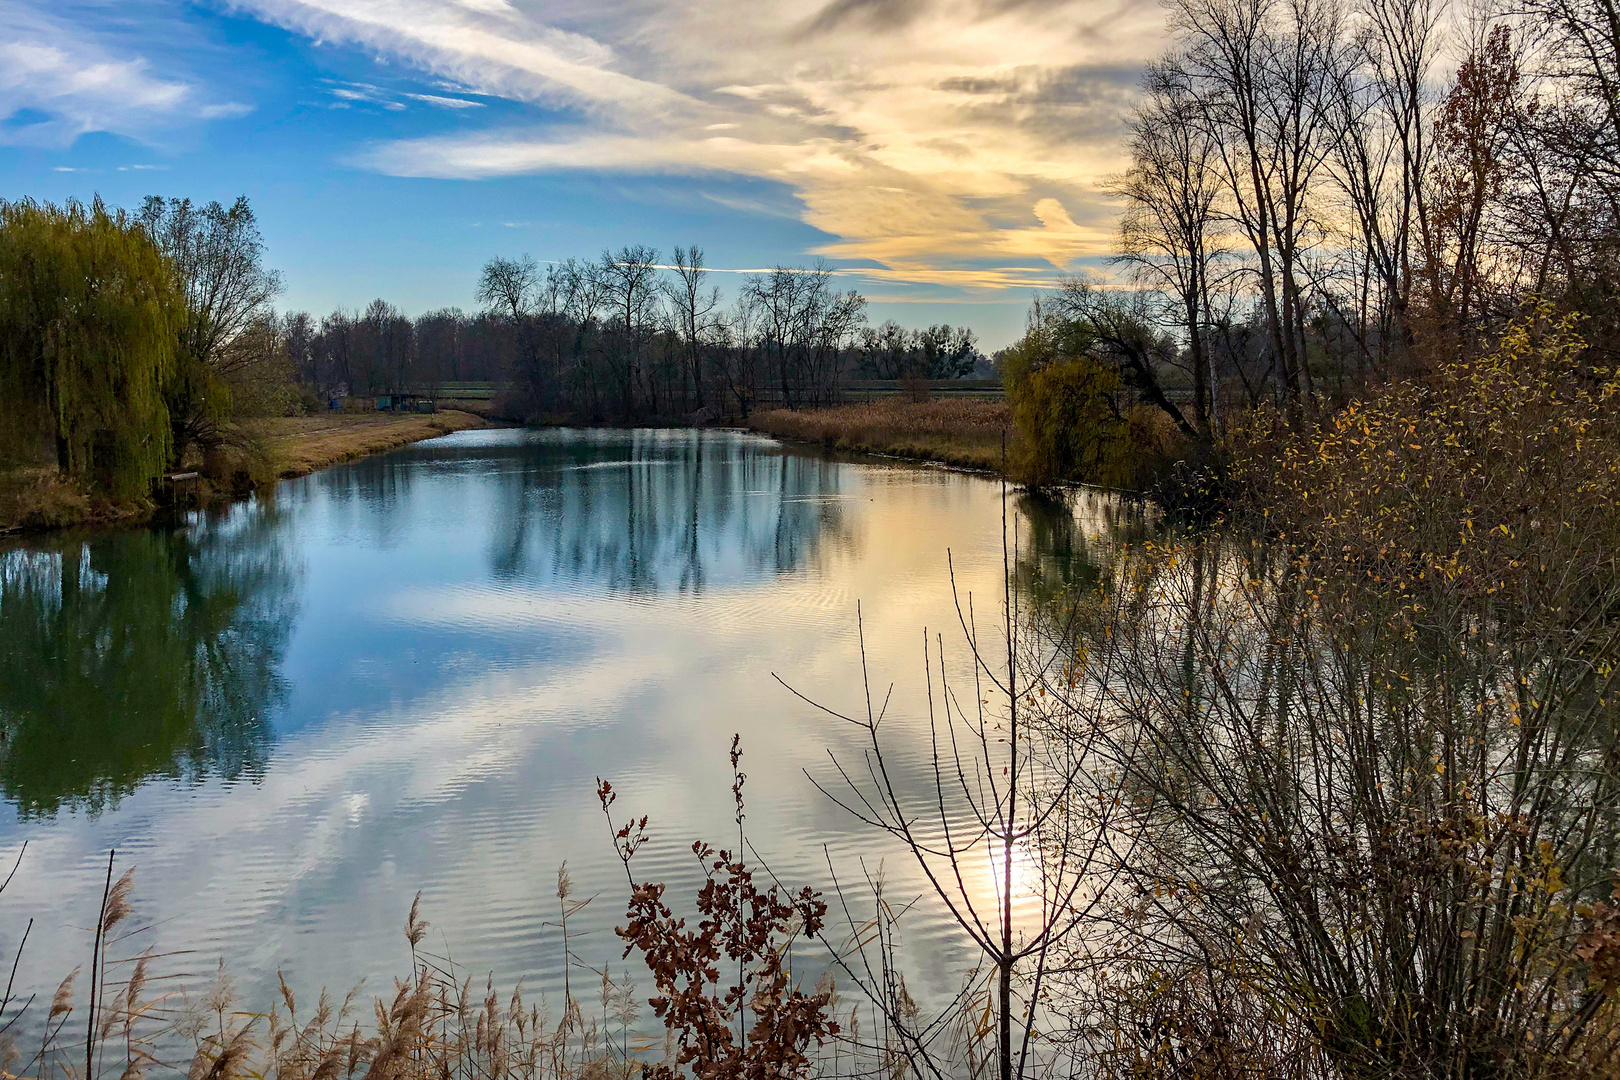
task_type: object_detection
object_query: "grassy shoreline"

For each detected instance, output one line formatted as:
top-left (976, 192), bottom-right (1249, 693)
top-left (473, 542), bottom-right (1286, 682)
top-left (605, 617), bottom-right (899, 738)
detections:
top-left (1, 409), bottom-right (492, 538)
top-left (4, 403), bottom-right (1008, 537)
top-left (748, 399), bottom-right (1013, 475)
top-left (250, 409), bottom-right (492, 479)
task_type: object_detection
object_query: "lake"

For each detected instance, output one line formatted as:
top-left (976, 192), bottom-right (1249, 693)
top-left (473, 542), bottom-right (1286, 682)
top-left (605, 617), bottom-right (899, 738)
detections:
top-left (0, 427), bottom-right (1133, 1033)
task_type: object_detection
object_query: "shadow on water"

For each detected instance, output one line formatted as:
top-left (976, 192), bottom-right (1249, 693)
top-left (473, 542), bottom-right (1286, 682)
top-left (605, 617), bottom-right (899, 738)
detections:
top-left (0, 504), bottom-right (301, 818)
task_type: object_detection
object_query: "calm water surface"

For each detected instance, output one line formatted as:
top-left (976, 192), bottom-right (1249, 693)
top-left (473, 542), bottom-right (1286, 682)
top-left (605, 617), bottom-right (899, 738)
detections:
top-left (0, 428), bottom-right (1129, 1021)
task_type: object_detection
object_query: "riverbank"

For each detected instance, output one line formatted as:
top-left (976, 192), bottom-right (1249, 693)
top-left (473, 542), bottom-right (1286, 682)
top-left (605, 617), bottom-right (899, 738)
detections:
top-left (248, 409), bottom-right (492, 479)
top-left (0, 409), bottom-right (492, 537)
top-left (748, 399), bottom-right (1012, 474)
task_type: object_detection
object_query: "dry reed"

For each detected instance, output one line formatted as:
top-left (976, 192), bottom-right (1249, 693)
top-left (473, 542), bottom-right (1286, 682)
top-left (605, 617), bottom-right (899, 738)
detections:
top-left (0, 468), bottom-right (103, 536)
top-left (7, 877), bottom-right (649, 1080)
top-left (748, 400), bottom-right (1011, 473)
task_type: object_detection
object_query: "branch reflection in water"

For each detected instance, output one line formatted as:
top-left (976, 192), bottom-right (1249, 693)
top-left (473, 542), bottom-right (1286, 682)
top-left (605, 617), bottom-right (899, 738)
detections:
top-left (0, 428), bottom-right (1142, 1073)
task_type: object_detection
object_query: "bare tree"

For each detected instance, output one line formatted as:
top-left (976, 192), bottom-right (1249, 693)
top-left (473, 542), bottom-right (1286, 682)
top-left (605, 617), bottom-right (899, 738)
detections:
top-left (1111, 60), bottom-right (1229, 436)
top-left (715, 296), bottom-right (762, 416)
top-left (355, 299), bottom-right (414, 394)
top-left (1322, 0), bottom-right (1444, 378)
top-left (744, 264), bottom-right (865, 408)
top-left (138, 196), bottom-right (283, 377)
top-left (476, 254), bottom-right (538, 320)
top-left (787, 499), bottom-right (1137, 1080)
top-left (667, 246), bottom-right (721, 411)
top-left (744, 268), bottom-right (807, 408)
top-left (598, 246), bottom-right (663, 415)
top-left (137, 195), bottom-right (283, 462)
top-left (1165, 0), bottom-right (1344, 408)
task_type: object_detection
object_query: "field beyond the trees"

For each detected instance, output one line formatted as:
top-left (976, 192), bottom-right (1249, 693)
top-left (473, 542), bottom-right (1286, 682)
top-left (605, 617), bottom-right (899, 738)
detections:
top-left (749, 398), bottom-right (1012, 473)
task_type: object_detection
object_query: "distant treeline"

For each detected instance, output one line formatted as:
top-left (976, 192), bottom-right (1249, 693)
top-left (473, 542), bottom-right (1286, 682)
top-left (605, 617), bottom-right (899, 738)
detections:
top-left (272, 249), bottom-right (984, 420)
top-left (0, 196), bottom-right (985, 505)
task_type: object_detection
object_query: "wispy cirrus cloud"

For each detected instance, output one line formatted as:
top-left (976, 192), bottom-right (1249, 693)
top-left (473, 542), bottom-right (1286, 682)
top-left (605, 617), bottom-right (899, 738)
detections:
top-left (404, 92), bottom-right (486, 109)
top-left (0, 0), bottom-right (250, 145)
top-left (223, 0), bottom-right (1156, 288)
top-left (321, 79), bottom-right (488, 111)
top-left (220, 0), bottom-right (689, 114)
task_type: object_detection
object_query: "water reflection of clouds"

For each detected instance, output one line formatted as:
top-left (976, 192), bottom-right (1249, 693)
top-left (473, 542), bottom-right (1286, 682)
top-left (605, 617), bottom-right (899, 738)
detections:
top-left (0, 426), bottom-right (1135, 1041)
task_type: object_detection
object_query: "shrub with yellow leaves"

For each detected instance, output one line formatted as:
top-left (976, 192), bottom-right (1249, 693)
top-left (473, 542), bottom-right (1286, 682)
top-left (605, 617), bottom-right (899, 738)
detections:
top-left (1034, 310), bottom-right (1620, 1078)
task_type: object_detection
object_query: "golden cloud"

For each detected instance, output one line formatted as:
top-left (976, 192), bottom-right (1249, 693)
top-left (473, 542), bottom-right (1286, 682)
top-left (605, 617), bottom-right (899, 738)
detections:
top-left (242, 0), bottom-right (1161, 288)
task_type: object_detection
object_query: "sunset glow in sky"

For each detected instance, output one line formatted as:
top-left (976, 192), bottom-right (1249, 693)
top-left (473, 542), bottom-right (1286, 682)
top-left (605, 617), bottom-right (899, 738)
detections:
top-left (0, 0), bottom-right (1163, 344)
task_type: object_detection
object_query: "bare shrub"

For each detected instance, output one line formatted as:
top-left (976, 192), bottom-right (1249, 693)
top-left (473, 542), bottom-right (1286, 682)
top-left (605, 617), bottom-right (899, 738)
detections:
top-left (1033, 311), bottom-right (1620, 1077)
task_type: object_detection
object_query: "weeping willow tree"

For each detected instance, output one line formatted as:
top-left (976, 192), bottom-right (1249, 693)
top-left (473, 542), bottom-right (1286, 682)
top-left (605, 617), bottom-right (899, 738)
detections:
top-left (0, 197), bottom-right (182, 500)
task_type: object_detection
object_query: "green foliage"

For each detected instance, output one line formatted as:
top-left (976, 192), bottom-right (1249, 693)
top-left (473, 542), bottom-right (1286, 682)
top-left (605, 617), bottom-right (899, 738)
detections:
top-left (0, 197), bottom-right (182, 500)
top-left (1003, 309), bottom-right (1134, 487)
top-left (162, 349), bottom-right (232, 460)
top-left (138, 196), bottom-right (282, 462)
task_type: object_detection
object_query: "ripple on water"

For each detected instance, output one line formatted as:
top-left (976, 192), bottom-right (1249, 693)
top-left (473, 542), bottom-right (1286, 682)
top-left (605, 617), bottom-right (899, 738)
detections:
top-left (0, 427), bottom-right (1115, 1037)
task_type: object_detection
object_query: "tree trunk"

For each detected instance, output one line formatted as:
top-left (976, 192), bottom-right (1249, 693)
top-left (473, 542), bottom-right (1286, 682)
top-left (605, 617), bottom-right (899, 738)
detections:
top-left (998, 955), bottom-right (1013, 1080)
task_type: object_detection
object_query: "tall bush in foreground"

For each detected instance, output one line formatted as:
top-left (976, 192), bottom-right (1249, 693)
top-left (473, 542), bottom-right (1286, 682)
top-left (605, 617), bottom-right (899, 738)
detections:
top-left (598, 737), bottom-right (839, 1080)
top-left (1046, 310), bottom-right (1620, 1077)
top-left (0, 198), bottom-right (181, 499)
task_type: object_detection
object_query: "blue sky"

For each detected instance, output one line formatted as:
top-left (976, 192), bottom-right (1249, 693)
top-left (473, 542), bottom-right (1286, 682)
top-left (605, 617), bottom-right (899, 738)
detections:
top-left (0, 0), bottom-right (1162, 348)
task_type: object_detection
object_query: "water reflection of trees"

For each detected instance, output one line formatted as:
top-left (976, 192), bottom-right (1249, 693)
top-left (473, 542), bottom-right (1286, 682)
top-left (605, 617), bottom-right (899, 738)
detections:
top-left (1013, 487), bottom-right (1154, 621)
top-left (487, 430), bottom-right (856, 593)
top-left (0, 505), bottom-right (299, 817)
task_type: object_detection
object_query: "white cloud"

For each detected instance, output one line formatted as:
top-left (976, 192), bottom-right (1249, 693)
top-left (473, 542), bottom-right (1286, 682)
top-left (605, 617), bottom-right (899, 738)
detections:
top-left (223, 0), bottom-right (688, 114)
top-left (200, 101), bottom-right (256, 119)
top-left (228, 0), bottom-right (1158, 284)
top-left (404, 92), bottom-right (485, 108)
top-left (0, 1), bottom-right (246, 145)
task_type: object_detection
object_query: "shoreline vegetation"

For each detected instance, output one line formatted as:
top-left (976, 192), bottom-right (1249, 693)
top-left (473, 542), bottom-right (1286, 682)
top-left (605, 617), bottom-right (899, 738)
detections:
top-left (1, 395), bottom-right (1023, 540)
top-left (2, 395), bottom-right (1034, 540)
top-left (252, 409), bottom-right (491, 480)
top-left (747, 399), bottom-right (1012, 474)
top-left (0, 409), bottom-right (491, 537)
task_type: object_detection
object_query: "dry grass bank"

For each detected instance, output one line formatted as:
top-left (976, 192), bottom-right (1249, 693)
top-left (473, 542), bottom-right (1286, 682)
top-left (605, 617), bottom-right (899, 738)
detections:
top-left (1, 411), bottom-right (492, 536)
top-left (0, 468), bottom-right (150, 536)
top-left (249, 410), bottom-right (492, 479)
top-left (750, 399), bottom-right (1012, 473)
